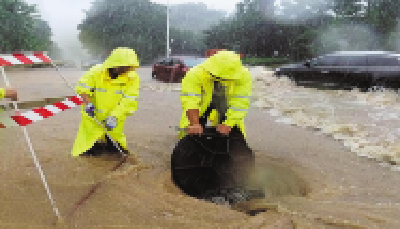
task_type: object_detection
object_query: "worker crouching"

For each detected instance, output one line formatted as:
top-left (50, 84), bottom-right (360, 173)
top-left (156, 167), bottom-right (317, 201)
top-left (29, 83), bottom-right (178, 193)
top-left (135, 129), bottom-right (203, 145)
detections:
top-left (173, 51), bottom-right (263, 203)
top-left (71, 47), bottom-right (140, 157)
top-left (179, 50), bottom-right (252, 138)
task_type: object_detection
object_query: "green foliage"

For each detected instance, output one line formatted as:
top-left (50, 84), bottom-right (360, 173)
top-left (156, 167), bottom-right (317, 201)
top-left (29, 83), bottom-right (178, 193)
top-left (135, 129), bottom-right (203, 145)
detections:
top-left (204, 0), bottom-right (323, 60)
top-left (242, 57), bottom-right (290, 66)
top-left (78, 0), bottom-right (167, 63)
top-left (78, 0), bottom-right (220, 63)
top-left (0, 0), bottom-right (56, 54)
top-left (170, 29), bottom-right (206, 55)
top-left (333, 0), bottom-right (363, 17)
top-left (78, 0), bottom-right (400, 64)
top-left (170, 3), bottom-right (226, 33)
top-left (366, 0), bottom-right (400, 37)
top-left (204, 8), bottom-right (270, 56)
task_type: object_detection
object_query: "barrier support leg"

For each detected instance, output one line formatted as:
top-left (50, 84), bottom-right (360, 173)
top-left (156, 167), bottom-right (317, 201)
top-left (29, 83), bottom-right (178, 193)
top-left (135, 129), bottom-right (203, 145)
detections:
top-left (0, 66), bottom-right (62, 220)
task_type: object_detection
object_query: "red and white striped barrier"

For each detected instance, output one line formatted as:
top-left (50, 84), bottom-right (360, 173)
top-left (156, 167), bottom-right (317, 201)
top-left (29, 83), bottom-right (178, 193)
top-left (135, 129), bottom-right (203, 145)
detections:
top-left (0, 51), bottom-right (65, 218)
top-left (0, 52), bottom-right (51, 66)
top-left (0, 96), bottom-right (83, 128)
top-left (0, 51), bottom-right (83, 128)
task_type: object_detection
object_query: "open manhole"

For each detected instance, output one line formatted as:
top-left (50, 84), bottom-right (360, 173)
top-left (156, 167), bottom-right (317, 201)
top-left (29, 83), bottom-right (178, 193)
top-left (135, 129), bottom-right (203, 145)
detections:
top-left (171, 127), bottom-right (260, 203)
top-left (171, 127), bottom-right (310, 215)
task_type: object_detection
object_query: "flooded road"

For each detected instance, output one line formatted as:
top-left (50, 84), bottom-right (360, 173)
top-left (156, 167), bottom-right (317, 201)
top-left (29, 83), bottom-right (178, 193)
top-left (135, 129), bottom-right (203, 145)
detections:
top-left (1, 68), bottom-right (400, 228)
top-left (252, 68), bottom-right (400, 167)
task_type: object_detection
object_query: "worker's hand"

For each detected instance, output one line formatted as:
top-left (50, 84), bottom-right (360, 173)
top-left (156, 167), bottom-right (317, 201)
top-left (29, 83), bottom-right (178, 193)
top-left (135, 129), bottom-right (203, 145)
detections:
top-left (5, 88), bottom-right (18, 101)
top-left (85, 103), bottom-right (96, 117)
top-left (103, 116), bottom-right (118, 131)
top-left (217, 124), bottom-right (231, 136)
top-left (188, 124), bottom-right (203, 135)
top-left (79, 94), bottom-right (90, 105)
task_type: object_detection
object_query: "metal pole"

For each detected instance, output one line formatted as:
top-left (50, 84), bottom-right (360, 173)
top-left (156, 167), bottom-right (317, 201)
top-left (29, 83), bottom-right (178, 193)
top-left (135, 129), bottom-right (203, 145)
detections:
top-left (0, 66), bottom-right (61, 219)
top-left (167, 0), bottom-right (170, 58)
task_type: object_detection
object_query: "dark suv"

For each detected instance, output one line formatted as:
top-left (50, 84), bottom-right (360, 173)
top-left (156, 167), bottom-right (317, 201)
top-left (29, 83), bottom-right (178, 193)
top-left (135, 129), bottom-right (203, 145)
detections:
top-left (275, 51), bottom-right (400, 89)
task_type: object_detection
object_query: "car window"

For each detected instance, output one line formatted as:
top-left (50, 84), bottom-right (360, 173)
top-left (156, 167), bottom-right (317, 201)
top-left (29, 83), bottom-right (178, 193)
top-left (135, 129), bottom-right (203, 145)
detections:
top-left (315, 56), bottom-right (340, 66)
top-left (165, 59), bottom-right (181, 67)
top-left (368, 56), bottom-right (400, 66)
top-left (183, 58), bottom-right (206, 67)
top-left (337, 56), bottom-right (367, 66)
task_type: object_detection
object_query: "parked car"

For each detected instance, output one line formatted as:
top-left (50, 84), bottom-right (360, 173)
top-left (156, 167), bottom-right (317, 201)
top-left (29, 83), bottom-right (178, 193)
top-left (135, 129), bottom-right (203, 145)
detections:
top-left (152, 56), bottom-right (206, 83)
top-left (275, 51), bottom-right (400, 90)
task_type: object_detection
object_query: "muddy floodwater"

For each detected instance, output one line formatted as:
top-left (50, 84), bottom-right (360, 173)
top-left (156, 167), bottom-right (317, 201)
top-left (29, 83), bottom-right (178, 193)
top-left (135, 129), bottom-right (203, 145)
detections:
top-left (1, 68), bottom-right (400, 228)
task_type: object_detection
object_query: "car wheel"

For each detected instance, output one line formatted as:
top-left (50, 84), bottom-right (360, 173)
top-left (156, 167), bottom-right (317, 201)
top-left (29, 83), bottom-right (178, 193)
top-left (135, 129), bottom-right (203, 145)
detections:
top-left (285, 73), bottom-right (293, 80)
top-left (371, 77), bottom-right (387, 91)
top-left (358, 79), bottom-right (372, 92)
top-left (152, 72), bottom-right (156, 79)
top-left (288, 74), bottom-right (299, 84)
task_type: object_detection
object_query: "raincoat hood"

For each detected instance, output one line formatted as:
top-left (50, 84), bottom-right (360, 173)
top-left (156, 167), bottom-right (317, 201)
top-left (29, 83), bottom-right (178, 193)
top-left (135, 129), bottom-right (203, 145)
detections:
top-left (200, 50), bottom-right (245, 80)
top-left (102, 47), bottom-right (140, 69)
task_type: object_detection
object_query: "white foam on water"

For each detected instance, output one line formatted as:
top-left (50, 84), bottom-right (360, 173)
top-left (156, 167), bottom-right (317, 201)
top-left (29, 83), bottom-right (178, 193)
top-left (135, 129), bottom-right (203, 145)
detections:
top-left (254, 71), bottom-right (400, 166)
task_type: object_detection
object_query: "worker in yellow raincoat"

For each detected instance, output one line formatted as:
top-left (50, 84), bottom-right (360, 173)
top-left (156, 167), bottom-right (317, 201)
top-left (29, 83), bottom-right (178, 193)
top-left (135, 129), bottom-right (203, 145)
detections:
top-left (0, 88), bottom-right (18, 101)
top-left (179, 50), bottom-right (252, 138)
top-left (71, 47), bottom-right (140, 157)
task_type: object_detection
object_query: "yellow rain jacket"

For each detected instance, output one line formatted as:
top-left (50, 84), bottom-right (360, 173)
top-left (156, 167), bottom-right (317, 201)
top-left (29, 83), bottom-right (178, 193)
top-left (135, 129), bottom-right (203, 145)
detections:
top-left (0, 88), bottom-right (5, 99)
top-left (71, 48), bottom-right (140, 157)
top-left (179, 51), bottom-right (252, 139)
top-left (0, 88), bottom-right (5, 114)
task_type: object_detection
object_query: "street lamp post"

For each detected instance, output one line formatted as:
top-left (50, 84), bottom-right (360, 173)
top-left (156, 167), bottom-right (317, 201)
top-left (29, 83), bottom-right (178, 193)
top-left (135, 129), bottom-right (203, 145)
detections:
top-left (166, 0), bottom-right (170, 58)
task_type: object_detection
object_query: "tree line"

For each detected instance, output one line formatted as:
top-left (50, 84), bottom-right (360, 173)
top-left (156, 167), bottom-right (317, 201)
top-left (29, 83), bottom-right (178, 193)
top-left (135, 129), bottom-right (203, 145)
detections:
top-left (205, 0), bottom-right (400, 61)
top-left (78, 0), bottom-right (225, 63)
top-left (79, 0), bottom-right (400, 63)
top-left (0, 0), bottom-right (59, 57)
top-left (3, 0), bottom-right (400, 64)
